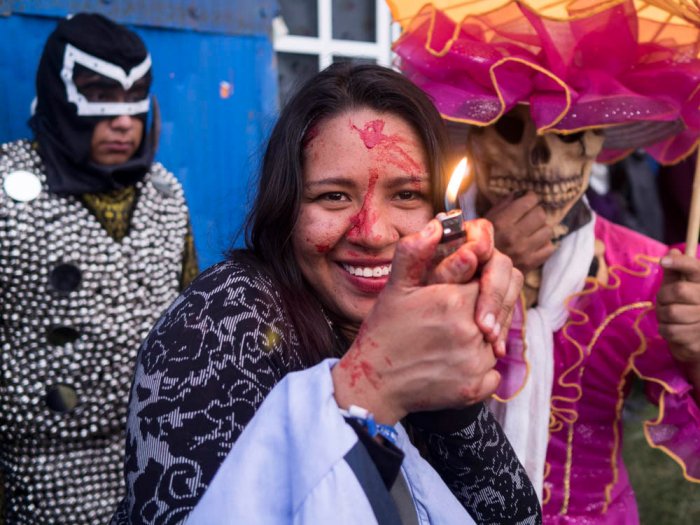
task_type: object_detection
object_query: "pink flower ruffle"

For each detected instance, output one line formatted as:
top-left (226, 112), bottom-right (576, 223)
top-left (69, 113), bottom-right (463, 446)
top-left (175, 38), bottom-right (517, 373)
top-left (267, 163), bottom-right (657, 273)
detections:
top-left (394, 1), bottom-right (700, 164)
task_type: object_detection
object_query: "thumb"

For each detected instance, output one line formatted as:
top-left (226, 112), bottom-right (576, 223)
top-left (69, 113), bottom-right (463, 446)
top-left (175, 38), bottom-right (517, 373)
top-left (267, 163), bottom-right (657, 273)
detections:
top-left (660, 248), bottom-right (683, 286)
top-left (661, 247), bottom-right (700, 283)
top-left (389, 218), bottom-right (442, 288)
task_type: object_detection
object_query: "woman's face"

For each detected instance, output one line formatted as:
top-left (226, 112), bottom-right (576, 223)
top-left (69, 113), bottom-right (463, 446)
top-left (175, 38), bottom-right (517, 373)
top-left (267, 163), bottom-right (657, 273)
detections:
top-left (293, 107), bottom-right (433, 328)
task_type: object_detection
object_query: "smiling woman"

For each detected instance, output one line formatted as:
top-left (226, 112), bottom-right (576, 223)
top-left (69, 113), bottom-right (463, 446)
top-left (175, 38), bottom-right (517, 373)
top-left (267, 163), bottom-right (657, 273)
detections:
top-left (293, 108), bottom-right (432, 328)
top-left (111, 63), bottom-right (540, 525)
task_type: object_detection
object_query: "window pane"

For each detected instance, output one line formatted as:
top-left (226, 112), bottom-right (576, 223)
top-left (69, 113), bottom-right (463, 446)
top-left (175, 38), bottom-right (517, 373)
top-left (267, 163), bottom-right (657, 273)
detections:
top-left (332, 55), bottom-right (377, 65)
top-left (277, 53), bottom-right (319, 105)
top-left (332, 0), bottom-right (376, 42)
top-left (278, 0), bottom-right (318, 37)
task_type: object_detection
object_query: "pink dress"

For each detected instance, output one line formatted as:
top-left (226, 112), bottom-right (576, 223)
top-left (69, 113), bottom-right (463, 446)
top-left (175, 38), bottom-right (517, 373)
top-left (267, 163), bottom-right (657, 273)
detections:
top-left (516, 216), bottom-right (700, 523)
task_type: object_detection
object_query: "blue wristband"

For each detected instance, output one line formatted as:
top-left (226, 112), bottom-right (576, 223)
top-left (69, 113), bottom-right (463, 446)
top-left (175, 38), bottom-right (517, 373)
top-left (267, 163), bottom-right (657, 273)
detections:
top-left (339, 405), bottom-right (398, 445)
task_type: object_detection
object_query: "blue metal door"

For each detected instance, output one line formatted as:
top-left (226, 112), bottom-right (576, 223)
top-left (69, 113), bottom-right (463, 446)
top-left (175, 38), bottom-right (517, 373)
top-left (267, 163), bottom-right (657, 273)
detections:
top-left (0, 0), bottom-right (280, 269)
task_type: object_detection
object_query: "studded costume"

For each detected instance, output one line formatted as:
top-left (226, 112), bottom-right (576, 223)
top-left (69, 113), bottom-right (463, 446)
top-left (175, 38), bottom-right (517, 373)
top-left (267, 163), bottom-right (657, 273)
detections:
top-left (0, 13), bottom-right (196, 524)
top-left (0, 140), bottom-right (190, 523)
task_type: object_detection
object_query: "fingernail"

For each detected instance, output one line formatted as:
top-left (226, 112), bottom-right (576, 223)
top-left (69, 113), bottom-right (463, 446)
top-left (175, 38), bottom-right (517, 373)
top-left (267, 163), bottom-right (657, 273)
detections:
top-left (660, 256), bottom-right (672, 268)
top-left (456, 260), bottom-right (472, 274)
top-left (456, 251), bottom-right (472, 272)
top-left (497, 341), bottom-right (506, 355)
top-left (482, 312), bottom-right (495, 329)
top-left (421, 220), bottom-right (437, 238)
top-left (492, 322), bottom-right (501, 338)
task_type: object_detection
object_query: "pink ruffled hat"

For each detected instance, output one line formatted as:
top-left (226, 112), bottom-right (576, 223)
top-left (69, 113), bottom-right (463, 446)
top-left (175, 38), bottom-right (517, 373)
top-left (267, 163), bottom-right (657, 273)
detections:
top-left (391, 0), bottom-right (700, 164)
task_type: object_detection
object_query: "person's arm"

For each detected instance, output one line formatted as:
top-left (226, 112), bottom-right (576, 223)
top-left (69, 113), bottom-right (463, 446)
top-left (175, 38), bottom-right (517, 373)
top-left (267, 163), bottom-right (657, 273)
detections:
top-left (407, 405), bottom-right (542, 524)
top-left (118, 260), bottom-right (299, 524)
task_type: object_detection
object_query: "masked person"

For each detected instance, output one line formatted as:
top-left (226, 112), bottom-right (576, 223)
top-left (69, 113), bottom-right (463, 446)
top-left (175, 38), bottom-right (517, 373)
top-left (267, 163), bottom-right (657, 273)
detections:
top-left (0, 13), bottom-right (197, 524)
top-left (394, 1), bottom-right (700, 523)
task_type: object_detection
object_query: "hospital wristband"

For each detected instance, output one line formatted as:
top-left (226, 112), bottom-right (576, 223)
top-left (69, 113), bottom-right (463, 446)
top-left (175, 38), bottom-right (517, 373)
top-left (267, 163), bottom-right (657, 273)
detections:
top-left (339, 405), bottom-right (398, 445)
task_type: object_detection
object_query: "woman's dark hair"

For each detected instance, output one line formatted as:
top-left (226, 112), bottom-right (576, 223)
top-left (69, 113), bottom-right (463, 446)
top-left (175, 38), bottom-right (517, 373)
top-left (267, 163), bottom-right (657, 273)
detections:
top-left (236, 62), bottom-right (451, 366)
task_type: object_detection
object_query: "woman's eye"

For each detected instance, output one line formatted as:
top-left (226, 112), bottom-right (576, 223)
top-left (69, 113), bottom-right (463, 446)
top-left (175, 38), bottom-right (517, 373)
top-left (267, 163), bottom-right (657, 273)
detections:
top-left (319, 192), bottom-right (348, 202)
top-left (394, 190), bottom-right (418, 200)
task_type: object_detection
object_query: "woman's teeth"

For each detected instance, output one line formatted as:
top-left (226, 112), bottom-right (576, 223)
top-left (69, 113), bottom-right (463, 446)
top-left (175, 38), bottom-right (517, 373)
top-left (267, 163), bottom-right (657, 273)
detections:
top-left (342, 264), bottom-right (391, 278)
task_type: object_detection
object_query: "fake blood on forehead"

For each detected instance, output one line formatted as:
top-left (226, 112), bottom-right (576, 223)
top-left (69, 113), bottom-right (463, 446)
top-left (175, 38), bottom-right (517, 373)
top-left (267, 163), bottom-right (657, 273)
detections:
top-left (352, 119), bottom-right (386, 149)
top-left (351, 119), bottom-right (423, 181)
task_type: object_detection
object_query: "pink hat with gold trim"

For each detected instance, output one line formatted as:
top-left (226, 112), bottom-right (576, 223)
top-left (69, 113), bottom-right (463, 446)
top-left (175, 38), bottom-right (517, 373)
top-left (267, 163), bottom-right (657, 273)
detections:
top-left (391, 0), bottom-right (700, 164)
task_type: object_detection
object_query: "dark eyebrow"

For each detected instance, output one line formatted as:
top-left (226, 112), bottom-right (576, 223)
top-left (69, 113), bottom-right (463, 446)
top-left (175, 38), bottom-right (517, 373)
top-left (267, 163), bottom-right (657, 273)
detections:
top-left (385, 175), bottom-right (429, 189)
top-left (306, 175), bottom-right (429, 189)
top-left (305, 177), bottom-right (357, 189)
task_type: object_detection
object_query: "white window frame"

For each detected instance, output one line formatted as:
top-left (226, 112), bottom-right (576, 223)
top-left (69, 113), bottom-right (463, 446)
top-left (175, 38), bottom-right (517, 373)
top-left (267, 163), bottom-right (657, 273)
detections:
top-left (273, 0), bottom-right (397, 69)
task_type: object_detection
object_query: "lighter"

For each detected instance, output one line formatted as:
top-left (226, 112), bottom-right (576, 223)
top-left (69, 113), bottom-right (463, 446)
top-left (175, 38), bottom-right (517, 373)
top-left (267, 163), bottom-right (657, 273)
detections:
top-left (435, 157), bottom-right (471, 260)
top-left (435, 209), bottom-right (466, 259)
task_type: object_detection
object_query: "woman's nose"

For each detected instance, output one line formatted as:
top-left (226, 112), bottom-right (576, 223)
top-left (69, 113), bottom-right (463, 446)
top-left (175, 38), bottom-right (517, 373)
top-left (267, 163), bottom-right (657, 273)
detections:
top-left (345, 204), bottom-right (397, 248)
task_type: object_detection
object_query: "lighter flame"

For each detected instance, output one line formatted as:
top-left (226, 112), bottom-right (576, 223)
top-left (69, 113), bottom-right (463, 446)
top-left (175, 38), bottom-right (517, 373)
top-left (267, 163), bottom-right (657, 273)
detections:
top-left (445, 157), bottom-right (469, 211)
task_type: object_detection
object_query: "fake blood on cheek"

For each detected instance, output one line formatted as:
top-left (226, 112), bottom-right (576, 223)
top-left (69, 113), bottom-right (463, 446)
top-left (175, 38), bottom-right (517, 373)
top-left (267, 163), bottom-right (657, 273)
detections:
top-left (307, 222), bottom-right (338, 253)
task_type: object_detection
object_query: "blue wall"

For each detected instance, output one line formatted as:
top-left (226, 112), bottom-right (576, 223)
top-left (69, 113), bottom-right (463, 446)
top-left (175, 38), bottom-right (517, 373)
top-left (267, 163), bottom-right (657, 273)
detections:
top-left (0, 1), bottom-right (280, 269)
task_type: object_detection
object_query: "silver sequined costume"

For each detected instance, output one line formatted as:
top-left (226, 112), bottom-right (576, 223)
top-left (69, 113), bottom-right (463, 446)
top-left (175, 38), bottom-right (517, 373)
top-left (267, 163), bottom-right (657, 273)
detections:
top-left (0, 139), bottom-right (189, 524)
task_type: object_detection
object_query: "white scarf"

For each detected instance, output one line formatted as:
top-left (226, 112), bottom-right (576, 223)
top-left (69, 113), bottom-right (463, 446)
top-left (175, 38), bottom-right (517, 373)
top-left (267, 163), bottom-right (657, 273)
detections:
top-left (460, 186), bottom-right (594, 501)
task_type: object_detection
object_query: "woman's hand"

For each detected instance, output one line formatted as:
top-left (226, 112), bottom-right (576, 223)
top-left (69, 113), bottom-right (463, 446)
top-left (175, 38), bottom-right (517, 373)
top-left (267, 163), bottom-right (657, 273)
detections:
top-left (429, 218), bottom-right (523, 356)
top-left (333, 219), bottom-right (506, 425)
top-left (657, 249), bottom-right (700, 396)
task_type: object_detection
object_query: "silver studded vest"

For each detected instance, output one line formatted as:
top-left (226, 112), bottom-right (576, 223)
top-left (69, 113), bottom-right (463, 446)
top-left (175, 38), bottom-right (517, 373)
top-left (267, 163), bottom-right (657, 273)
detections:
top-left (0, 139), bottom-right (188, 524)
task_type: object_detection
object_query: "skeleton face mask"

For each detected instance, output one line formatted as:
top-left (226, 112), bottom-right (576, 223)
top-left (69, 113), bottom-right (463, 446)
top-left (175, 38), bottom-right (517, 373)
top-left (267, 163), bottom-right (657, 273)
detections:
top-left (467, 105), bottom-right (604, 227)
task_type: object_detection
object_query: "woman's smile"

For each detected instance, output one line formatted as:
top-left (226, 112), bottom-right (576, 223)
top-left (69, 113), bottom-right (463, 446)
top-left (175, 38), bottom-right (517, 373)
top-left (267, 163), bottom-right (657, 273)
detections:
top-left (339, 260), bottom-right (392, 294)
top-left (340, 262), bottom-right (392, 278)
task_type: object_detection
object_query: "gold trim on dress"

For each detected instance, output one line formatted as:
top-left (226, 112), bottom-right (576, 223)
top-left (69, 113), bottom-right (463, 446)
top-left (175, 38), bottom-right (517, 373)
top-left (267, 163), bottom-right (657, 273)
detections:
top-left (602, 305), bottom-right (653, 512)
top-left (550, 251), bottom-right (660, 513)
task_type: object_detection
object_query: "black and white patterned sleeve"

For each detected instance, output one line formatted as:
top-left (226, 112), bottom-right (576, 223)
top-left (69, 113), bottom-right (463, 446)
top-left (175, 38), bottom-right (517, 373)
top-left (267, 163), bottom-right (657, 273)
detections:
top-left (412, 404), bottom-right (542, 525)
top-left (111, 260), bottom-right (303, 525)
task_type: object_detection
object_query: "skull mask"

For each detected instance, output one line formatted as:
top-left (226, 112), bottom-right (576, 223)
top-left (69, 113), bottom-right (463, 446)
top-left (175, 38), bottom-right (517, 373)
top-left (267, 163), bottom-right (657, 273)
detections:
top-left (467, 104), bottom-right (605, 228)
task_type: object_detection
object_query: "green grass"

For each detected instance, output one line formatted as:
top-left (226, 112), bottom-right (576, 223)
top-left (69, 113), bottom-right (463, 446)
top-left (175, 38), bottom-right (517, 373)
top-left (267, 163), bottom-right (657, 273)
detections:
top-left (622, 389), bottom-right (700, 524)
